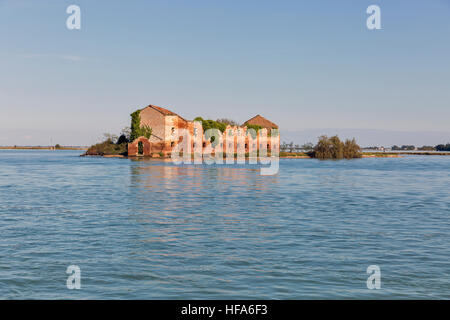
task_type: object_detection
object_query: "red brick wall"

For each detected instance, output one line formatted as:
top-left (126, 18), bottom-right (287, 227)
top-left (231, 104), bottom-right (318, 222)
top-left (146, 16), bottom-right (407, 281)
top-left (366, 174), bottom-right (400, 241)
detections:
top-left (128, 137), bottom-right (152, 156)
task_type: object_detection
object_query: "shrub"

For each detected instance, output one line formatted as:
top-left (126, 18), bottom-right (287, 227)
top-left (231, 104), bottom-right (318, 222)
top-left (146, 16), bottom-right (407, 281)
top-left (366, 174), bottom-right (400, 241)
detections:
top-left (436, 143), bottom-right (450, 151)
top-left (117, 134), bottom-right (129, 144)
top-left (312, 135), bottom-right (361, 159)
top-left (85, 140), bottom-right (127, 156)
top-left (343, 138), bottom-right (362, 159)
top-left (418, 146), bottom-right (435, 151)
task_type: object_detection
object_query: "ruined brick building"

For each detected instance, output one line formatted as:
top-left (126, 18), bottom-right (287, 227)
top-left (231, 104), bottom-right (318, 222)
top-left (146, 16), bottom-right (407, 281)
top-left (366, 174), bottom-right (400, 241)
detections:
top-left (128, 104), bottom-right (279, 157)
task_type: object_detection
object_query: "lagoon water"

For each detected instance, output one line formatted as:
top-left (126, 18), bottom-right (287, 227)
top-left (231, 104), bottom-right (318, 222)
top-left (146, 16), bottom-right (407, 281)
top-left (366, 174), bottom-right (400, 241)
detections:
top-left (0, 150), bottom-right (449, 299)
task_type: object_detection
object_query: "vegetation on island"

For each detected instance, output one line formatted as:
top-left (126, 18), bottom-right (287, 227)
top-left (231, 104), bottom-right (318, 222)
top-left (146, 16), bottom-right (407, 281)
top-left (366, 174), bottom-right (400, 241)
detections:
top-left (85, 108), bottom-right (154, 156)
top-left (85, 108), bottom-right (156, 156)
top-left (84, 130), bottom-right (132, 156)
top-left (417, 146), bottom-right (436, 151)
top-left (193, 117), bottom-right (231, 147)
top-left (311, 135), bottom-right (362, 159)
top-left (435, 144), bottom-right (450, 151)
top-left (130, 110), bottom-right (152, 141)
top-left (281, 136), bottom-right (362, 159)
top-left (83, 109), bottom-right (448, 158)
top-left (392, 145), bottom-right (415, 151)
top-left (215, 118), bottom-right (239, 126)
top-left (85, 134), bottom-right (128, 156)
top-left (368, 143), bottom-right (450, 152)
top-left (281, 142), bottom-right (313, 153)
top-left (194, 117), bottom-right (228, 133)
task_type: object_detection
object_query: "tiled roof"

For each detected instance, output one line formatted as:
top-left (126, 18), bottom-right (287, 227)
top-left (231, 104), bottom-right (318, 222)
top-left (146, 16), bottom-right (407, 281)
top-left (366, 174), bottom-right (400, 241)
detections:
top-left (143, 104), bottom-right (188, 121)
top-left (144, 105), bottom-right (177, 116)
top-left (244, 115), bottom-right (278, 129)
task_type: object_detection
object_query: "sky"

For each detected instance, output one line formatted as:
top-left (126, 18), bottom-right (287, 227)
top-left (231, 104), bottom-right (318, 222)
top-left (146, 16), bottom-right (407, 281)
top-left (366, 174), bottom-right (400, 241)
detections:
top-left (0, 0), bottom-right (449, 146)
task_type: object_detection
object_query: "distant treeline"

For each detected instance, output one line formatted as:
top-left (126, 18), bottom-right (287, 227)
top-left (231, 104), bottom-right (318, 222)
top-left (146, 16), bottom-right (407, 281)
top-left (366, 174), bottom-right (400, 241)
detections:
top-left (388, 144), bottom-right (450, 151)
top-left (281, 136), bottom-right (362, 159)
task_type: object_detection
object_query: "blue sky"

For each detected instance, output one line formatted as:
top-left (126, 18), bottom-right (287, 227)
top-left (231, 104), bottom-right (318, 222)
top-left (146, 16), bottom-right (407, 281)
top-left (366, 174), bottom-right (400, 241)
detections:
top-left (1, 0), bottom-right (449, 146)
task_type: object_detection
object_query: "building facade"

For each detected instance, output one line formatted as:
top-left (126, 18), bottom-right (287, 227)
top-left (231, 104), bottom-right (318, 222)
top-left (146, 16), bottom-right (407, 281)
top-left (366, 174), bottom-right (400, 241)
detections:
top-left (128, 104), bottom-right (279, 157)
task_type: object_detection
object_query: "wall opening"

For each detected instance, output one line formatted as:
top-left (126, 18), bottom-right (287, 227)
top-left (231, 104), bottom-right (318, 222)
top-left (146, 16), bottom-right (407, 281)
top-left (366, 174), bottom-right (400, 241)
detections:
top-left (138, 141), bottom-right (144, 155)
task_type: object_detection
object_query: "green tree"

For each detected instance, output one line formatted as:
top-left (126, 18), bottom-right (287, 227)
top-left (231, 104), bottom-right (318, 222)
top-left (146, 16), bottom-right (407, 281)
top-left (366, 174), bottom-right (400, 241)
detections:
top-left (130, 109), bottom-right (153, 141)
top-left (313, 135), bottom-right (361, 159)
top-left (343, 138), bottom-right (362, 159)
top-left (436, 144), bottom-right (450, 151)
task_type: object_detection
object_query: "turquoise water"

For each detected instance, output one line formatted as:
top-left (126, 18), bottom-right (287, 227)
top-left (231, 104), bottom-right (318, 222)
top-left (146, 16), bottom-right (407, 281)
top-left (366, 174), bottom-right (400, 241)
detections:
top-left (0, 150), bottom-right (449, 299)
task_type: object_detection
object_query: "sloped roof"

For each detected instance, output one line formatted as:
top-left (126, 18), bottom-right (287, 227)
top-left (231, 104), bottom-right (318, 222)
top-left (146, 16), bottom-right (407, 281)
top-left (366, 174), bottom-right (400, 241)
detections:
top-left (142, 104), bottom-right (188, 121)
top-left (244, 115), bottom-right (278, 129)
top-left (144, 104), bottom-right (177, 116)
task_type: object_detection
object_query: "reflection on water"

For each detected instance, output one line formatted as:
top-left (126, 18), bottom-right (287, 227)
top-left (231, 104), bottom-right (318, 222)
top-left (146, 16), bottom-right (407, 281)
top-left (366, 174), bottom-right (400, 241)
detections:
top-left (0, 150), bottom-right (449, 299)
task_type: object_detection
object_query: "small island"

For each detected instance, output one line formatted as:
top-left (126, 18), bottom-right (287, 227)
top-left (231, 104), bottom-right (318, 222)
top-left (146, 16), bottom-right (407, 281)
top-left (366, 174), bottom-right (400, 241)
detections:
top-left (82, 103), bottom-right (450, 160)
top-left (83, 104), bottom-right (367, 160)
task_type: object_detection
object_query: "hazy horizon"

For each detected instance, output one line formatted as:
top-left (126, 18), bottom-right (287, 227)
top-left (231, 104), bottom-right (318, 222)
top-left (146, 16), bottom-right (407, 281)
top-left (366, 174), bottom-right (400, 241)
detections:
top-left (1, 0), bottom-right (449, 146)
top-left (1, 126), bottom-right (449, 148)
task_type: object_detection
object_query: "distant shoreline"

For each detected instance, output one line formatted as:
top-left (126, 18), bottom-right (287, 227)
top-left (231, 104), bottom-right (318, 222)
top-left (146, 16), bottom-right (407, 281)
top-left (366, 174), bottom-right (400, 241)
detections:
top-left (0, 146), bottom-right (88, 151)
top-left (2, 147), bottom-right (450, 157)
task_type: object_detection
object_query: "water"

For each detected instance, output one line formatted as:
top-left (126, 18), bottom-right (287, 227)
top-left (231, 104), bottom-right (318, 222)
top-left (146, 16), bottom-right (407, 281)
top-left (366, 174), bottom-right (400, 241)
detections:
top-left (0, 150), bottom-right (449, 299)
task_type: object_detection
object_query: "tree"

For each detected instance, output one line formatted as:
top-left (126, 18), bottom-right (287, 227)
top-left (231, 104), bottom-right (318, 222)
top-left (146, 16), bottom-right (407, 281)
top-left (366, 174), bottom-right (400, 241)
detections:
top-left (103, 133), bottom-right (118, 143)
top-left (418, 146), bottom-right (435, 151)
top-left (343, 138), bottom-right (362, 159)
top-left (301, 143), bottom-right (314, 151)
top-left (130, 110), bottom-right (153, 141)
top-left (313, 135), bottom-right (361, 159)
top-left (216, 118), bottom-right (239, 126)
top-left (194, 117), bottom-right (227, 133)
top-left (121, 127), bottom-right (131, 141)
top-left (314, 135), bottom-right (334, 159)
top-left (329, 135), bottom-right (344, 159)
top-left (286, 141), bottom-right (294, 153)
top-left (117, 134), bottom-right (129, 145)
top-left (436, 144), bottom-right (450, 151)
